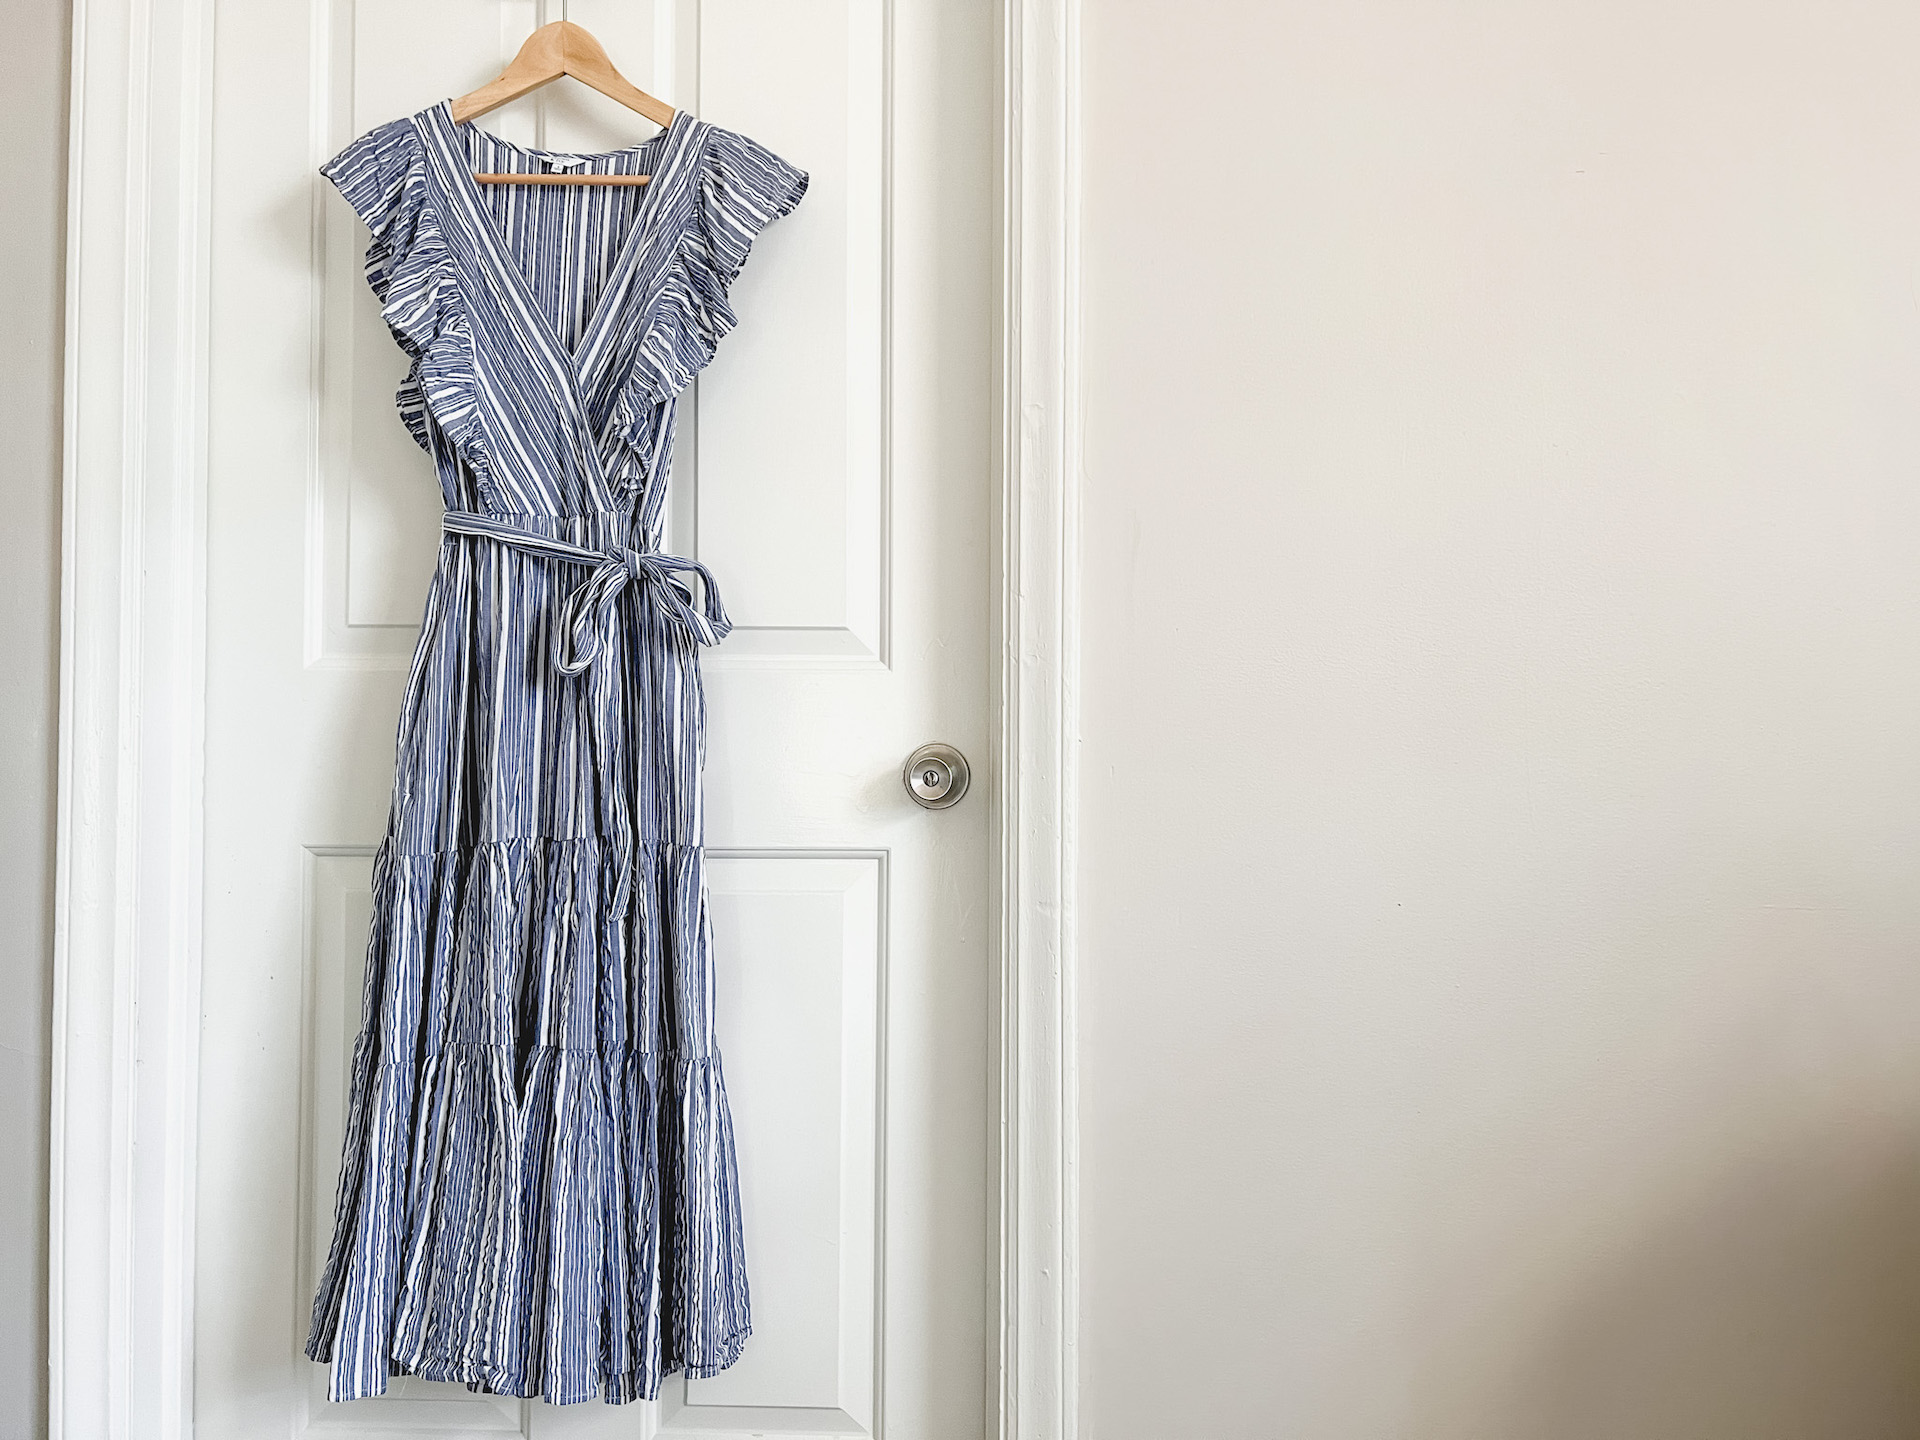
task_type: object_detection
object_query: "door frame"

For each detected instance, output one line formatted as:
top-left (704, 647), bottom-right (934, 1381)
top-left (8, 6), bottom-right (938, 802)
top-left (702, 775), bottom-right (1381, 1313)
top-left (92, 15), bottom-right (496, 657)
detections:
top-left (49, 0), bottom-right (1082, 1435)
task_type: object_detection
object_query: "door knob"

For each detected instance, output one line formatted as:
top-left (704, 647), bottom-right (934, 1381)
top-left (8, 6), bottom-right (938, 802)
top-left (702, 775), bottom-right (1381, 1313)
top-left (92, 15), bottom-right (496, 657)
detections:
top-left (902, 743), bottom-right (970, 810)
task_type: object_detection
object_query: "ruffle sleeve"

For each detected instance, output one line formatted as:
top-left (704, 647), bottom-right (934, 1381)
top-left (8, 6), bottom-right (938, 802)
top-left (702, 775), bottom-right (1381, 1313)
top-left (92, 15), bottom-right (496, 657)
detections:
top-left (320, 118), bottom-right (422, 302)
top-left (694, 124), bottom-right (811, 304)
top-left (623, 123), bottom-right (809, 409)
top-left (321, 117), bottom-right (494, 490)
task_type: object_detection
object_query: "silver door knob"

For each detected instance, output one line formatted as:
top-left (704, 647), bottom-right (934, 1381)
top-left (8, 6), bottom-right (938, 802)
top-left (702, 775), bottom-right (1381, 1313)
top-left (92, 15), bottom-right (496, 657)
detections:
top-left (903, 743), bottom-right (970, 809)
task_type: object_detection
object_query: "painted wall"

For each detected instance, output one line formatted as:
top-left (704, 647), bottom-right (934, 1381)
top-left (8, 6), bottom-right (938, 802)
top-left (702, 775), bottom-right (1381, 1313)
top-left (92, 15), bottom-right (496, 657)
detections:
top-left (1077, 3), bottom-right (1920, 1435)
top-left (0, 3), bottom-right (67, 1438)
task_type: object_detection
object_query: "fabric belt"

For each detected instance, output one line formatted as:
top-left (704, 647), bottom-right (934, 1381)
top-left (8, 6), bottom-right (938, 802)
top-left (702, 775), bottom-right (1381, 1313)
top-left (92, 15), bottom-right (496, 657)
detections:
top-left (442, 508), bottom-right (732, 674)
top-left (441, 507), bottom-right (731, 923)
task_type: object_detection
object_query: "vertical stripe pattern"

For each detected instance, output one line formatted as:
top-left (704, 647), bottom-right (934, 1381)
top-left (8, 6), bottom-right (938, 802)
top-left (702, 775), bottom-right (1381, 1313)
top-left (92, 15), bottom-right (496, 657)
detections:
top-left (304, 101), bottom-right (806, 1406)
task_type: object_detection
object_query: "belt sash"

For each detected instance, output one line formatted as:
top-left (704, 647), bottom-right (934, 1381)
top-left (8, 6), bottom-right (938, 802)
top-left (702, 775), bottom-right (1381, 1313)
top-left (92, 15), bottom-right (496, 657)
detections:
top-left (440, 507), bottom-right (732, 922)
top-left (442, 507), bottom-right (732, 673)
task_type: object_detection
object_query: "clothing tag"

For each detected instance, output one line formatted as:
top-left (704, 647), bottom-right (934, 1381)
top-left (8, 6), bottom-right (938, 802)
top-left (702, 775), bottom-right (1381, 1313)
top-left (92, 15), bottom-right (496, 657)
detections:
top-left (541, 155), bottom-right (592, 172)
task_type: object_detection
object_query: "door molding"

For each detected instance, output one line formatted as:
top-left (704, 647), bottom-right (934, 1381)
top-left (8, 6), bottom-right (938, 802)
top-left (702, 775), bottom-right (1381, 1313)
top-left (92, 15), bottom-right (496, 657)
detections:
top-left (51, 0), bottom-right (1082, 1436)
top-left (993, 0), bottom-right (1082, 1437)
top-left (52, 0), bottom-right (215, 1435)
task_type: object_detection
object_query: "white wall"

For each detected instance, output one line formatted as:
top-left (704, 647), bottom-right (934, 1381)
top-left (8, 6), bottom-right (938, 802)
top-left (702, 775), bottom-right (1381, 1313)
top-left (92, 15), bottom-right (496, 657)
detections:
top-left (1077, 3), bottom-right (1920, 1435)
top-left (0, 3), bottom-right (67, 1438)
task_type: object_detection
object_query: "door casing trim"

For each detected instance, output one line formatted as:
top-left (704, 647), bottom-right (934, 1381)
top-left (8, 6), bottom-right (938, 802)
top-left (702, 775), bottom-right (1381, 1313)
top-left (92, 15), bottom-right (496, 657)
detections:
top-left (52, 0), bottom-right (213, 1433)
top-left (992, 1), bottom-right (1082, 1438)
top-left (51, 1), bottom-right (1082, 1435)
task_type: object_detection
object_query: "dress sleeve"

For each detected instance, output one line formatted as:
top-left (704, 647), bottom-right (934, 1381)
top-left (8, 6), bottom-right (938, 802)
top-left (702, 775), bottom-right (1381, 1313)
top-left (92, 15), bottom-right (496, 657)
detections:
top-left (620, 124), bottom-right (809, 410)
top-left (695, 124), bottom-right (810, 297)
top-left (319, 118), bottom-right (423, 300)
top-left (317, 116), bottom-right (479, 470)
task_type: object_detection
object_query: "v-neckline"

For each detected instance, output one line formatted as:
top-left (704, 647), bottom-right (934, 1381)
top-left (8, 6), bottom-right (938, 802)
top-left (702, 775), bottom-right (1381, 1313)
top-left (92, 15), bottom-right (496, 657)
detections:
top-left (430, 100), bottom-right (694, 370)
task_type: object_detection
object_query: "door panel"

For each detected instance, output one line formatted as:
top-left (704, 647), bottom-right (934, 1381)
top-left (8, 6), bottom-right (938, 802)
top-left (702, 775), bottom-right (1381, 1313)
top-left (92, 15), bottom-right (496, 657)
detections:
top-left (197, 1), bottom-right (991, 1436)
top-left (677, 853), bottom-right (882, 1436)
top-left (692, 0), bottom-right (887, 660)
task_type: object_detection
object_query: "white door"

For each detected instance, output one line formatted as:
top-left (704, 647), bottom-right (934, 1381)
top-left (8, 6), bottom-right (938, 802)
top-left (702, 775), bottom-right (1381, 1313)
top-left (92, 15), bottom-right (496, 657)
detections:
top-left (193, 3), bottom-right (991, 1436)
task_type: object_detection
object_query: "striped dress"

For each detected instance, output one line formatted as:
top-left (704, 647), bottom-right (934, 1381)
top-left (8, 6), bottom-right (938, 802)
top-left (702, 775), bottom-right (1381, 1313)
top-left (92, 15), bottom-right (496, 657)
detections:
top-left (304, 100), bottom-right (805, 1406)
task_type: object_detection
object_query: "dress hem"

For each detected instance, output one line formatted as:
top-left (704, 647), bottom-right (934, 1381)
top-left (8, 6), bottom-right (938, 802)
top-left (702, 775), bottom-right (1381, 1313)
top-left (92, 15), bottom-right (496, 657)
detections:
top-left (309, 1322), bottom-right (754, 1407)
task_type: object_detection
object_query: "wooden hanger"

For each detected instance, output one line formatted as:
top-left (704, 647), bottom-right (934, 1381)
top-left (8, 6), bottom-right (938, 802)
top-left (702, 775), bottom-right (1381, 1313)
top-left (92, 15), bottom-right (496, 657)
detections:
top-left (452, 21), bottom-right (674, 187)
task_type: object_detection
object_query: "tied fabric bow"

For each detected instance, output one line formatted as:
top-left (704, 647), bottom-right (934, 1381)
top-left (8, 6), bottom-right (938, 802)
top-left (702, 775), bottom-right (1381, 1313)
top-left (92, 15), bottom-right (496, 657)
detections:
top-left (441, 508), bottom-right (732, 672)
top-left (440, 507), bottom-right (733, 924)
top-left (552, 545), bottom-right (731, 673)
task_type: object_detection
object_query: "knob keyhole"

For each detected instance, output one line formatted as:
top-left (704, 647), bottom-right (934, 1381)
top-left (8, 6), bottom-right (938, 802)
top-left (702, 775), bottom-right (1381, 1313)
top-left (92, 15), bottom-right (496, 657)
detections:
top-left (902, 744), bottom-right (970, 810)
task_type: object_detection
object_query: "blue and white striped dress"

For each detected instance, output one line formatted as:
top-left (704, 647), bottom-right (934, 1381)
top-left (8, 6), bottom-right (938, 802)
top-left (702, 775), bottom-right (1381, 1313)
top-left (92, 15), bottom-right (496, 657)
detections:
top-left (304, 100), bottom-right (805, 1407)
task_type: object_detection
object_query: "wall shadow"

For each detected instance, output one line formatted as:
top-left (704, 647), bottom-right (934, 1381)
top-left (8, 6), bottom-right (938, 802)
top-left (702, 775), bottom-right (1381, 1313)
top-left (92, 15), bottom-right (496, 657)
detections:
top-left (1434, 1136), bottom-right (1920, 1439)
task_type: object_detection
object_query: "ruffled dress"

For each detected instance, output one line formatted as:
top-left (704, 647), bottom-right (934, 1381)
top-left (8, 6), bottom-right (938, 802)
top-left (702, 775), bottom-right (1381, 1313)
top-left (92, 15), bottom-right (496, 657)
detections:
top-left (304, 100), bottom-right (806, 1406)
